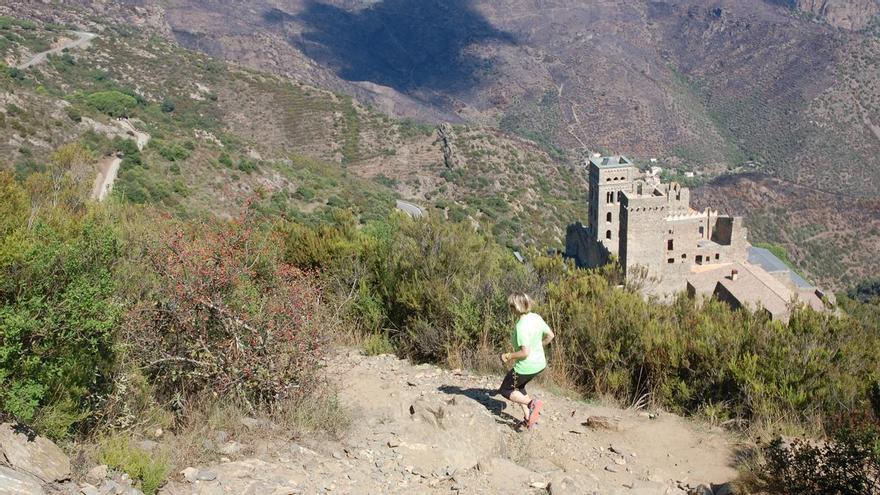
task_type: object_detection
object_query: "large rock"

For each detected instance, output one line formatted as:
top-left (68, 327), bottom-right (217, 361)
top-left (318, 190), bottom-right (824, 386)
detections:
top-left (0, 424), bottom-right (70, 484)
top-left (0, 465), bottom-right (45, 495)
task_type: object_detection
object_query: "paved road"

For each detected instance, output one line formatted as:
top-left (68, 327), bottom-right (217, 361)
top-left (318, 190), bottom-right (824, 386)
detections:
top-left (396, 200), bottom-right (426, 218)
top-left (17, 31), bottom-right (96, 69)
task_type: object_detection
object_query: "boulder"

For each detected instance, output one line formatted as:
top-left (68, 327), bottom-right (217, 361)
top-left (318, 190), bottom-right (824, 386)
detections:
top-left (547, 473), bottom-right (576, 495)
top-left (0, 424), bottom-right (71, 484)
top-left (547, 472), bottom-right (599, 495)
top-left (85, 465), bottom-right (108, 484)
top-left (0, 466), bottom-right (45, 495)
top-left (79, 484), bottom-right (99, 495)
top-left (689, 485), bottom-right (714, 495)
top-left (582, 416), bottom-right (631, 432)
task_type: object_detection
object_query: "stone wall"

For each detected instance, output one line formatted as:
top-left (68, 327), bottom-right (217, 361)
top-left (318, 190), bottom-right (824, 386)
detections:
top-left (619, 194), bottom-right (669, 287)
top-left (565, 223), bottom-right (610, 268)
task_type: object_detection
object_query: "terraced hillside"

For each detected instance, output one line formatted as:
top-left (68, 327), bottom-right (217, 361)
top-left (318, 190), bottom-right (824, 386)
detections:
top-left (44, 1), bottom-right (880, 191)
top-left (0, 10), bottom-right (585, 249)
top-left (694, 174), bottom-right (880, 290)
top-left (4, 1), bottom-right (880, 289)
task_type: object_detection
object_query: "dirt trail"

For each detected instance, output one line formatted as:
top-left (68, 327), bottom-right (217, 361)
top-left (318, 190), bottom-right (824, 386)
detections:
top-left (89, 119), bottom-right (151, 202)
top-left (159, 351), bottom-right (740, 495)
top-left (91, 155), bottom-right (122, 202)
top-left (17, 31), bottom-right (96, 69)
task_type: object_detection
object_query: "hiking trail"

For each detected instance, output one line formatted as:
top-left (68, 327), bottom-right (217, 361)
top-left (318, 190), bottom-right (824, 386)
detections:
top-left (158, 350), bottom-right (740, 495)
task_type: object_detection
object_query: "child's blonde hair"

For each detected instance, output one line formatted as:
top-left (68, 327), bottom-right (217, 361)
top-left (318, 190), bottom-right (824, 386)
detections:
top-left (507, 292), bottom-right (533, 315)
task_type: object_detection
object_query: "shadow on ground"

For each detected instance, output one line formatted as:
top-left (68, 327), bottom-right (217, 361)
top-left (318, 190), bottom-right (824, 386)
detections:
top-left (437, 385), bottom-right (523, 429)
top-left (287, 0), bottom-right (515, 96)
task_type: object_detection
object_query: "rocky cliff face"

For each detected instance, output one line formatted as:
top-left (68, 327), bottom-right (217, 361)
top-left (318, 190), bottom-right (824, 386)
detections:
top-left (795, 0), bottom-right (880, 29)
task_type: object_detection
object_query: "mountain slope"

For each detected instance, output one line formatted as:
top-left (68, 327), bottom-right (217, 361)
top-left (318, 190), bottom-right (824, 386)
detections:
top-left (4, 1), bottom-right (879, 289)
top-left (55, 1), bottom-right (880, 192)
top-left (0, 7), bottom-right (585, 249)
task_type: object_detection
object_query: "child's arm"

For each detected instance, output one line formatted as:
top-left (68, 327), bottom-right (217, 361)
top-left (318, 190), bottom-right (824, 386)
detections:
top-left (501, 345), bottom-right (530, 363)
top-left (542, 328), bottom-right (555, 346)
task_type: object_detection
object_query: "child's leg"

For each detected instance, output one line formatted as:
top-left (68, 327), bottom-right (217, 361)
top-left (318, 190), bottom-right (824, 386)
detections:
top-left (510, 390), bottom-right (531, 420)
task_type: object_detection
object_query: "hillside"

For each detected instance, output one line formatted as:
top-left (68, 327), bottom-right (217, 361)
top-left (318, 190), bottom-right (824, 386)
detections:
top-left (693, 174), bottom-right (880, 289)
top-left (45, 0), bottom-right (880, 192)
top-left (11, 0), bottom-right (878, 290)
top-left (0, 7), bottom-right (585, 249)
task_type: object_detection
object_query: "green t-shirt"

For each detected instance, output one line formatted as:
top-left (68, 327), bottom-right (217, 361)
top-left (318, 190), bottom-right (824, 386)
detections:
top-left (513, 312), bottom-right (549, 375)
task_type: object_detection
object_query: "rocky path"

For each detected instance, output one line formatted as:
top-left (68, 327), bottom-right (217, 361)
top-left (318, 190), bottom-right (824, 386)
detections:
top-left (157, 351), bottom-right (740, 495)
top-left (16, 31), bottom-right (96, 70)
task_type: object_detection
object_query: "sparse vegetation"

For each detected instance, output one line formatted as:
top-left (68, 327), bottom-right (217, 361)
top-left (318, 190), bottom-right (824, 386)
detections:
top-left (98, 434), bottom-right (170, 495)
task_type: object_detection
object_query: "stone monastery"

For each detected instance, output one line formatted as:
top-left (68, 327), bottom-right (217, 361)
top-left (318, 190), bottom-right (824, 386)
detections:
top-left (565, 156), bottom-right (831, 322)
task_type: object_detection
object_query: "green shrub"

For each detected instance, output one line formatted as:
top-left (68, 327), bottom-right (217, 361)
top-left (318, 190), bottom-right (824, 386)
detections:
top-left (160, 99), bottom-right (175, 113)
top-left (363, 332), bottom-right (395, 356)
top-left (218, 152), bottom-right (233, 168)
top-left (295, 186), bottom-right (316, 201)
top-left (372, 174), bottom-right (398, 188)
top-left (755, 423), bottom-right (879, 495)
top-left (65, 106), bottom-right (82, 123)
top-left (98, 435), bottom-right (169, 495)
top-left (154, 141), bottom-right (190, 162)
top-left (0, 175), bottom-right (123, 438)
top-left (85, 91), bottom-right (138, 118)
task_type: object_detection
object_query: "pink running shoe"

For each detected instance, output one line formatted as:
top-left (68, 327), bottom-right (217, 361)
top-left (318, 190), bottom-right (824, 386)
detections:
top-left (526, 398), bottom-right (544, 429)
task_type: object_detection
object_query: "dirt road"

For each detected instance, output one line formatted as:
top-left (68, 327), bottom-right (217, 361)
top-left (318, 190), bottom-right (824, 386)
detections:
top-left (17, 31), bottom-right (96, 69)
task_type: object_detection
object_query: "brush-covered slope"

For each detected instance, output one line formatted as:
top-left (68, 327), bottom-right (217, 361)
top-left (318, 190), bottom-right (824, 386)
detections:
top-left (0, 7), bottom-right (585, 249)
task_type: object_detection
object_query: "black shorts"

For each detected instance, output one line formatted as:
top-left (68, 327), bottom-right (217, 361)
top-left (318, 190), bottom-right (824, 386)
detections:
top-left (498, 368), bottom-right (542, 399)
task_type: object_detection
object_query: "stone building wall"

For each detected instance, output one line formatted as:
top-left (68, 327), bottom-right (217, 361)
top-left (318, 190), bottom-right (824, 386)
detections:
top-left (567, 155), bottom-right (749, 295)
top-left (588, 158), bottom-right (635, 256)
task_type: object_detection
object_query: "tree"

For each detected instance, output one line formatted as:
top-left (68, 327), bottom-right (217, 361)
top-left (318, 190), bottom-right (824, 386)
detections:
top-left (48, 143), bottom-right (91, 207)
top-left (85, 91), bottom-right (138, 118)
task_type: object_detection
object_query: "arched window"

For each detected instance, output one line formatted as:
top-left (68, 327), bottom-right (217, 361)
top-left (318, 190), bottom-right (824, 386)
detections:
top-left (607, 191), bottom-right (614, 204)
top-left (606, 212), bottom-right (613, 223)
top-left (606, 230), bottom-right (612, 240)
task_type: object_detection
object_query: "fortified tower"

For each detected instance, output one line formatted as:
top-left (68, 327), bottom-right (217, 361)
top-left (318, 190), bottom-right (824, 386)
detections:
top-left (587, 155), bottom-right (635, 256)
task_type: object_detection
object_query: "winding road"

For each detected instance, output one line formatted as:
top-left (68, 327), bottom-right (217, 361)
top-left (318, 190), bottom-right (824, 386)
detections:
top-left (396, 199), bottom-right (425, 218)
top-left (16, 31), bottom-right (96, 69)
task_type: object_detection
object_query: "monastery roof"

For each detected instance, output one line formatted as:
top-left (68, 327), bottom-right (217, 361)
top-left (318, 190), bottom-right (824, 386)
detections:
top-left (589, 155), bottom-right (632, 168)
top-left (747, 246), bottom-right (812, 289)
top-left (687, 261), bottom-right (828, 321)
top-left (687, 262), bottom-right (794, 319)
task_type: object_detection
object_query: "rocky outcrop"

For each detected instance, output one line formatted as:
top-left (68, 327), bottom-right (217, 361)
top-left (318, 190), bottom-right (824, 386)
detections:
top-left (437, 123), bottom-right (463, 169)
top-left (0, 466), bottom-right (44, 495)
top-left (0, 424), bottom-right (143, 495)
top-left (0, 424), bottom-right (70, 485)
top-left (795, 0), bottom-right (880, 29)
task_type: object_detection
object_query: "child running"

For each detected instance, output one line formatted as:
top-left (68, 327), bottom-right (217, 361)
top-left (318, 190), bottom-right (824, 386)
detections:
top-left (498, 292), bottom-right (555, 430)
